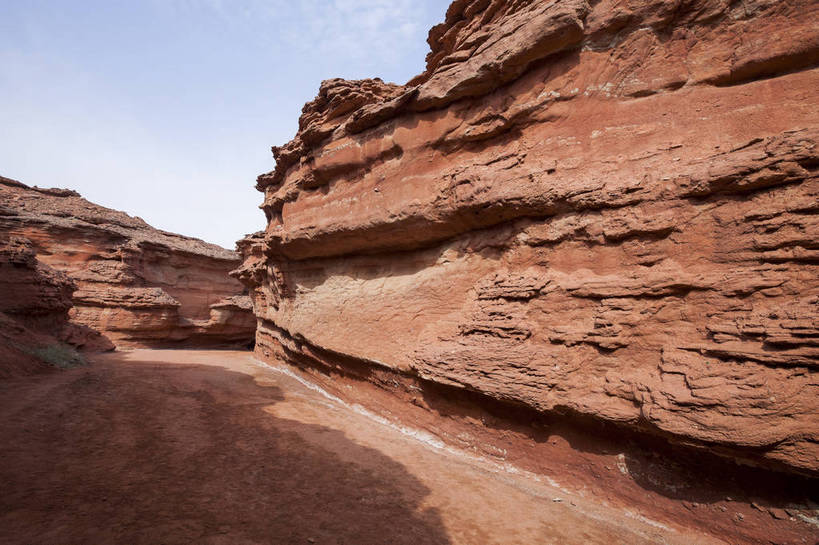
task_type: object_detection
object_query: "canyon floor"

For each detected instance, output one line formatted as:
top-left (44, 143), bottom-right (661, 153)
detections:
top-left (0, 350), bottom-right (755, 545)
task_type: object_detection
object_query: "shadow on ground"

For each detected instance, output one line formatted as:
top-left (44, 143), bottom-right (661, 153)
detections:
top-left (0, 358), bottom-right (451, 545)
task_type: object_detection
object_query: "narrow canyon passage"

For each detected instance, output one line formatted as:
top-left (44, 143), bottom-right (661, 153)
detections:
top-left (0, 350), bottom-right (722, 545)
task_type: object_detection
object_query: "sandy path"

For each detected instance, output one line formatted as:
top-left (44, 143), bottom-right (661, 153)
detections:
top-left (0, 350), bottom-right (725, 545)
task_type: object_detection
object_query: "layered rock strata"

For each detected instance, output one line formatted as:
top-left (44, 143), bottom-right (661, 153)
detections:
top-left (0, 237), bottom-right (100, 377)
top-left (238, 0), bottom-right (819, 484)
top-left (0, 177), bottom-right (254, 348)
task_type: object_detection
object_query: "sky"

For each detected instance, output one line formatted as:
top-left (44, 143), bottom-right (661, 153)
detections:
top-left (0, 0), bottom-right (450, 248)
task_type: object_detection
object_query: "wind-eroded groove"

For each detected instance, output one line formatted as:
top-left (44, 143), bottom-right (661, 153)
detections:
top-left (253, 320), bottom-right (819, 481)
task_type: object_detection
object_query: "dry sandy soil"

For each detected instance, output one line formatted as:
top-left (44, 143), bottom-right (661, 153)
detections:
top-left (0, 350), bottom-right (775, 544)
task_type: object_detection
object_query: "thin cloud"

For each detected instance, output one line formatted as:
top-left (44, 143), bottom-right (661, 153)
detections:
top-left (0, 1), bottom-right (448, 247)
top-left (156, 0), bottom-right (428, 76)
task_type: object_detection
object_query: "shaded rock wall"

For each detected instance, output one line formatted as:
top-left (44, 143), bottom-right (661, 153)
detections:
top-left (238, 0), bottom-right (819, 478)
top-left (0, 177), bottom-right (255, 349)
top-left (0, 237), bottom-right (75, 331)
top-left (0, 237), bottom-right (104, 377)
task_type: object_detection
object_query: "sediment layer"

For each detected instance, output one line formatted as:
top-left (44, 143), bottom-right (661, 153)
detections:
top-left (238, 0), bottom-right (818, 479)
top-left (0, 237), bottom-right (101, 376)
top-left (0, 177), bottom-right (255, 349)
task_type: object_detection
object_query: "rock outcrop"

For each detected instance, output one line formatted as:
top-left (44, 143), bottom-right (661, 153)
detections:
top-left (238, 0), bottom-right (818, 486)
top-left (0, 237), bottom-right (99, 377)
top-left (0, 177), bottom-right (255, 349)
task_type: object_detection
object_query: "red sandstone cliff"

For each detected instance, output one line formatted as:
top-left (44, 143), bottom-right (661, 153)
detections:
top-left (0, 176), bottom-right (255, 349)
top-left (234, 2), bottom-right (819, 541)
top-left (238, 0), bottom-right (817, 481)
top-left (0, 237), bottom-right (94, 377)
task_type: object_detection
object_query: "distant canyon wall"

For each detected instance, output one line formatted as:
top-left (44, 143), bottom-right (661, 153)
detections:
top-left (0, 237), bottom-right (88, 377)
top-left (0, 176), bottom-right (255, 350)
top-left (236, 0), bottom-right (818, 477)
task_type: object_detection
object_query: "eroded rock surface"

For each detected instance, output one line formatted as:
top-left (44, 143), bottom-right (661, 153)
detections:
top-left (238, 0), bottom-right (818, 481)
top-left (0, 237), bottom-right (106, 377)
top-left (0, 177), bottom-right (255, 349)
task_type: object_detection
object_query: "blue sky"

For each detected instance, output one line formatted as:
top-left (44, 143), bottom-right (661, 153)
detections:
top-left (0, 0), bottom-right (450, 248)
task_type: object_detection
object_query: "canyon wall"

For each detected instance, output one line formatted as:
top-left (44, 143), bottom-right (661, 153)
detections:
top-left (237, 0), bottom-right (819, 481)
top-left (0, 177), bottom-right (255, 349)
top-left (0, 237), bottom-right (96, 377)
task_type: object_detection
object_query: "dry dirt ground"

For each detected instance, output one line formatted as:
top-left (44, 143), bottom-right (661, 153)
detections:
top-left (0, 350), bottom-right (744, 544)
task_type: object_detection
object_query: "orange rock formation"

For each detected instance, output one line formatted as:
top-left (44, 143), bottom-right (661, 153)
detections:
top-left (0, 176), bottom-right (254, 349)
top-left (237, 0), bottom-right (818, 480)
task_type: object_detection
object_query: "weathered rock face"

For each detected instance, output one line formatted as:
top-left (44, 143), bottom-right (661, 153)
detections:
top-left (0, 237), bottom-right (98, 377)
top-left (0, 237), bottom-right (75, 330)
top-left (239, 0), bottom-right (818, 480)
top-left (0, 177), bottom-right (255, 349)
